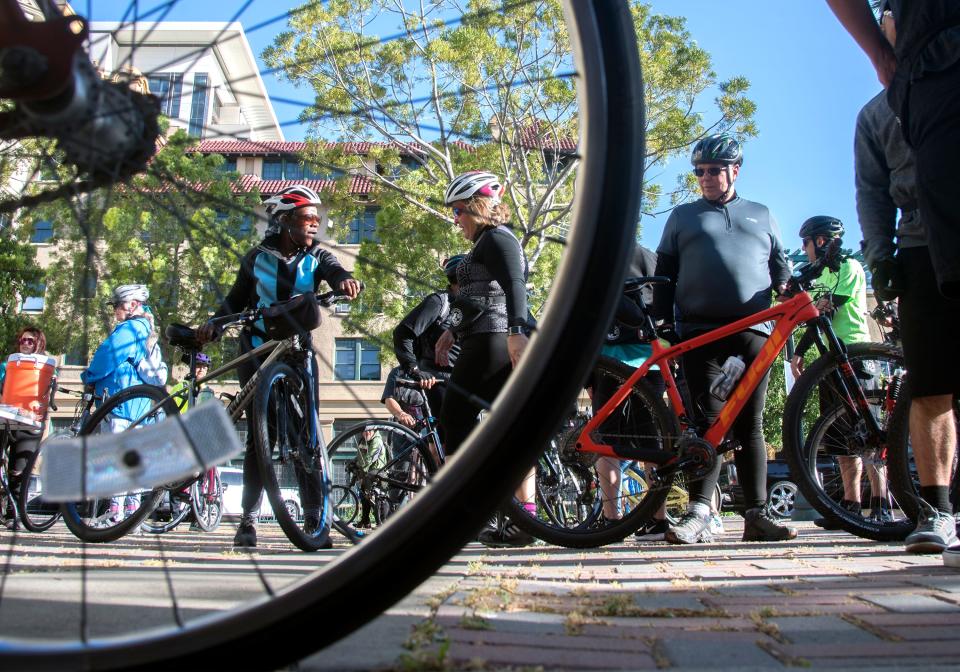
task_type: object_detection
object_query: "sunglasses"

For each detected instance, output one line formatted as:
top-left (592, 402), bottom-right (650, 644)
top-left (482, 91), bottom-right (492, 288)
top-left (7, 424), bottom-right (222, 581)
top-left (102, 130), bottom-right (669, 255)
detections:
top-left (293, 214), bottom-right (321, 224)
top-left (452, 207), bottom-right (463, 217)
top-left (19, 337), bottom-right (36, 345)
top-left (693, 166), bottom-right (725, 177)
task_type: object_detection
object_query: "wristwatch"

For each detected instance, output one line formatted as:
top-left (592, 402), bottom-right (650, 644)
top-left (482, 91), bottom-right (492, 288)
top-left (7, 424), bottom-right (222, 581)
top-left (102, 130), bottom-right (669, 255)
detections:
top-left (507, 325), bottom-right (525, 336)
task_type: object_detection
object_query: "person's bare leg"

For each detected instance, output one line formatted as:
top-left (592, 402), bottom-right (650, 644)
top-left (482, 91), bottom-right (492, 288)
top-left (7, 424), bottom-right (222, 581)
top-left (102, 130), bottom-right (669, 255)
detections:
top-left (911, 395), bottom-right (956, 487)
top-left (597, 457), bottom-right (621, 520)
top-left (515, 467), bottom-right (536, 507)
top-left (837, 456), bottom-right (863, 504)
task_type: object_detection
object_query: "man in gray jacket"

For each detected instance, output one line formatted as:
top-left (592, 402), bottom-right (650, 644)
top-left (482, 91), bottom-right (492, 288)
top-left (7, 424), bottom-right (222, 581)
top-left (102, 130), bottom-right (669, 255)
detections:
top-left (854, 7), bottom-right (960, 560)
top-left (653, 134), bottom-right (795, 545)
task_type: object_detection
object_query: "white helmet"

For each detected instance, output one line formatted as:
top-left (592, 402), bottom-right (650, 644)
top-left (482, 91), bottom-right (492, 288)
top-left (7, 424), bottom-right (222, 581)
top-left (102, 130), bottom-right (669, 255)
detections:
top-left (444, 171), bottom-right (502, 206)
top-left (108, 284), bottom-right (149, 306)
top-left (263, 185), bottom-right (322, 216)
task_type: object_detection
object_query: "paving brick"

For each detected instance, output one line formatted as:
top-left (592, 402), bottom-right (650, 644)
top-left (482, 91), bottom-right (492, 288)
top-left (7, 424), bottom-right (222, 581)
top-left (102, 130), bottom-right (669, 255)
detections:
top-left (658, 636), bottom-right (783, 668)
top-left (859, 612), bottom-right (960, 626)
top-left (769, 615), bottom-right (882, 645)
top-left (445, 642), bottom-right (658, 670)
top-left (858, 593), bottom-right (960, 612)
top-left (779, 640), bottom-right (960, 659)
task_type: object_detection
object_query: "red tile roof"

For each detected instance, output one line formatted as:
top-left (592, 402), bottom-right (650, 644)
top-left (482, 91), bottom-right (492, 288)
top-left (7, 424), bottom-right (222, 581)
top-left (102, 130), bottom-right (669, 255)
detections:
top-left (192, 139), bottom-right (426, 157)
top-left (234, 174), bottom-right (375, 196)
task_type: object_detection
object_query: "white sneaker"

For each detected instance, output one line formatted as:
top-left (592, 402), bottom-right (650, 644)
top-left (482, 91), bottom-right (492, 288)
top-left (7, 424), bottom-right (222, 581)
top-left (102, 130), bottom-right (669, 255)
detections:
top-left (943, 544), bottom-right (960, 568)
top-left (708, 513), bottom-right (724, 535)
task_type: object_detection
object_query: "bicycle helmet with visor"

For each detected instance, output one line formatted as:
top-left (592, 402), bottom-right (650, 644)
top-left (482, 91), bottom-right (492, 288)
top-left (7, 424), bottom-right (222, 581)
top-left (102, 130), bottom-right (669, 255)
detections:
top-left (444, 171), bottom-right (502, 206)
top-left (690, 134), bottom-right (743, 166)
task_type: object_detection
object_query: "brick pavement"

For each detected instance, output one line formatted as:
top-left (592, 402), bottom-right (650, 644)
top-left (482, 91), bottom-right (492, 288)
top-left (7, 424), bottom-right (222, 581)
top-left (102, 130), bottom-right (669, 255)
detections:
top-left (308, 517), bottom-right (960, 671)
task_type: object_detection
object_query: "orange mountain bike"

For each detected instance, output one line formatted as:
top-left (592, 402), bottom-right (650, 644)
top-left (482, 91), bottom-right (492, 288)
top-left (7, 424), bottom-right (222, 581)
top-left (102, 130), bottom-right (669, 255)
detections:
top-left (507, 243), bottom-right (905, 546)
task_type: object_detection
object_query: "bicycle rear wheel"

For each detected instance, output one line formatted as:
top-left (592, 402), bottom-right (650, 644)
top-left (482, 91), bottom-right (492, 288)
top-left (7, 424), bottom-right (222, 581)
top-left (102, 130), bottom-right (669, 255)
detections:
top-left (506, 356), bottom-right (679, 548)
top-left (141, 486), bottom-right (194, 535)
top-left (60, 385), bottom-right (175, 543)
top-left (331, 485), bottom-right (360, 525)
top-left (253, 361), bottom-right (332, 552)
top-left (782, 343), bottom-right (912, 541)
top-left (886, 386), bottom-right (960, 521)
top-left (18, 441), bottom-right (61, 533)
top-left (327, 420), bottom-right (437, 534)
top-left (0, 1), bottom-right (643, 667)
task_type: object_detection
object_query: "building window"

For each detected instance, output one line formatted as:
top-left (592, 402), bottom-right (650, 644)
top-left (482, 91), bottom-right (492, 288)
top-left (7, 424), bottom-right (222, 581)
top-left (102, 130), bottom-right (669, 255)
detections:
top-left (339, 207), bottom-right (379, 244)
top-left (219, 157), bottom-right (237, 173)
top-left (20, 282), bottom-right (45, 312)
top-left (188, 73), bottom-right (209, 138)
top-left (334, 338), bottom-right (380, 381)
top-left (284, 161), bottom-right (304, 180)
top-left (31, 220), bottom-right (53, 243)
top-left (262, 158), bottom-right (283, 180)
top-left (148, 72), bottom-right (183, 117)
top-left (304, 165), bottom-right (343, 180)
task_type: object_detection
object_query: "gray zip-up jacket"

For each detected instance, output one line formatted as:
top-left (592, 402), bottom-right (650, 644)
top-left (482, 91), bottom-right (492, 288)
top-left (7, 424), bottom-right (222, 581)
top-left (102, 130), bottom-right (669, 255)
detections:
top-left (654, 195), bottom-right (789, 336)
top-left (854, 91), bottom-right (925, 268)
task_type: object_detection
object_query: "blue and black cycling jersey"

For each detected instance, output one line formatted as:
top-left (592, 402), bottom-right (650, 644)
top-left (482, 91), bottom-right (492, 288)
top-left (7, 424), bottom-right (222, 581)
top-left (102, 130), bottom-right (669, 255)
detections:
top-left (214, 234), bottom-right (354, 348)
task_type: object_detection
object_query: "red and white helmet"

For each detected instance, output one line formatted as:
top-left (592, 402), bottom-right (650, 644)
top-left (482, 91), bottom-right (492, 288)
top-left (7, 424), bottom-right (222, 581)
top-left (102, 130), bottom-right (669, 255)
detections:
top-left (263, 185), bottom-right (322, 216)
top-left (444, 171), bottom-right (502, 205)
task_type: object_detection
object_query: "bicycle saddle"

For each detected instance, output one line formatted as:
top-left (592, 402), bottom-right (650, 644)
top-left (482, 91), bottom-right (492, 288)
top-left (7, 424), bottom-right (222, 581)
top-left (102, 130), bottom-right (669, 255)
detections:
top-left (165, 323), bottom-right (203, 351)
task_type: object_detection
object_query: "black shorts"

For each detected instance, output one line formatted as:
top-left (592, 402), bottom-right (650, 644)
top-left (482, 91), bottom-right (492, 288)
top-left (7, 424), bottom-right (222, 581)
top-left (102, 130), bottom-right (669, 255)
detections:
top-left (897, 246), bottom-right (960, 397)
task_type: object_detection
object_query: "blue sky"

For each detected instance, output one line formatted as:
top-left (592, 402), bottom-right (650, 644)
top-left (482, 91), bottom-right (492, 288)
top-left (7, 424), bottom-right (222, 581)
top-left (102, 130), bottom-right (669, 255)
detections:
top-left (87, 0), bottom-right (883, 254)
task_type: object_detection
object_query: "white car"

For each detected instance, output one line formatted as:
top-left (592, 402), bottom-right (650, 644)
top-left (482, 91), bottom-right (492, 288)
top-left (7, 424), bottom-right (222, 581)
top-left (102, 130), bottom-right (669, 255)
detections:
top-left (220, 466), bottom-right (303, 521)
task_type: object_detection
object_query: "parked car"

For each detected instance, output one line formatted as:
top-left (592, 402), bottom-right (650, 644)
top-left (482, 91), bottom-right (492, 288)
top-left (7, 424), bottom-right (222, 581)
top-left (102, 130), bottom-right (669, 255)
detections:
top-left (718, 458), bottom-right (842, 519)
top-left (220, 466), bottom-right (302, 522)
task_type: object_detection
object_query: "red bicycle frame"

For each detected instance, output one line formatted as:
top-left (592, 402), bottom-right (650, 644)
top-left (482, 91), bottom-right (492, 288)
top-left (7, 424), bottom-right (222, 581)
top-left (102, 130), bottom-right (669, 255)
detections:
top-left (578, 291), bottom-right (819, 457)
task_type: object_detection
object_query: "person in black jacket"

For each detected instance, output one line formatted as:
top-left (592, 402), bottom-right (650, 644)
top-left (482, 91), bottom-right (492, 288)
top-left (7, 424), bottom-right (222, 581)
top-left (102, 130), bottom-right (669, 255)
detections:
top-left (198, 185), bottom-right (360, 549)
top-left (392, 255), bottom-right (465, 421)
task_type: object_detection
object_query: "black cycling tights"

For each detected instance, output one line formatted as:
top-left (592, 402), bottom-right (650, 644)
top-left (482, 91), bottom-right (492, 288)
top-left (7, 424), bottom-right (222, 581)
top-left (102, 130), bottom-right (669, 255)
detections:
top-left (681, 329), bottom-right (770, 510)
top-left (439, 332), bottom-right (512, 456)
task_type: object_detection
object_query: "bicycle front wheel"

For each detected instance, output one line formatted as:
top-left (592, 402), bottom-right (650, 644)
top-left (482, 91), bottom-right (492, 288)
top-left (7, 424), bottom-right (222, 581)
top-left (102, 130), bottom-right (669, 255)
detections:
top-left (60, 385), bottom-right (175, 543)
top-left (782, 343), bottom-right (912, 541)
top-left (253, 361), bottom-right (332, 551)
top-left (190, 469), bottom-right (224, 533)
top-left (18, 440), bottom-right (62, 533)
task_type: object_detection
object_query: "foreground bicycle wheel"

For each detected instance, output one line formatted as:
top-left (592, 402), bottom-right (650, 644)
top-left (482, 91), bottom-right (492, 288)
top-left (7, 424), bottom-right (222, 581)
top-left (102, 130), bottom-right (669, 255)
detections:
top-left (60, 385), bottom-right (176, 544)
top-left (783, 343), bottom-right (912, 541)
top-left (507, 356), bottom-right (679, 548)
top-left (0, 1), bottom-right (644, 667)
top-left (327, 420), bottom-right (438, 532)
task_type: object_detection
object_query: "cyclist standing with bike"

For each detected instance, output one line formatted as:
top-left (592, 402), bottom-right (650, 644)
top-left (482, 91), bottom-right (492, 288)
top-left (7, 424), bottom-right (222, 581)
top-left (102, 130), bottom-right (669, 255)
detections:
top-left (197, 185), bottom-right (360, 549)
top-left (790, 216), bottom-right (890, 527)
top-left (653, 134), bottom-right (796, 545)
top-left (392, 255), bottom-right (465, 422)
top-left (840, 4), bottom-right (960, 558)
top-left (434, 171), bottom-right (534, 547)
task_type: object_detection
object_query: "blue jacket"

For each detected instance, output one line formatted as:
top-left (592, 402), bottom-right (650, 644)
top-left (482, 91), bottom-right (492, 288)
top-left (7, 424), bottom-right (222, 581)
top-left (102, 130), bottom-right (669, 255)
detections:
top-left (81, 316), bottom-right (153, 421)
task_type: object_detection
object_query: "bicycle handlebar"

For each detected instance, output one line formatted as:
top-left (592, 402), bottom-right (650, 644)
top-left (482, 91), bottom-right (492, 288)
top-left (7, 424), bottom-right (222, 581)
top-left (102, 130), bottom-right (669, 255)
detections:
top-left (208, 283), bottom-right (365, 329)
top-left (396, 377), bottom-right (447, 388)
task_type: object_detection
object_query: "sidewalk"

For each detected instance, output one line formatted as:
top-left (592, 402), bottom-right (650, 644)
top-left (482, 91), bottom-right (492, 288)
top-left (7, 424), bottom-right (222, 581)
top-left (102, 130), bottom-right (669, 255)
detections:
top-left (307, 518), bottom-right (960, 671)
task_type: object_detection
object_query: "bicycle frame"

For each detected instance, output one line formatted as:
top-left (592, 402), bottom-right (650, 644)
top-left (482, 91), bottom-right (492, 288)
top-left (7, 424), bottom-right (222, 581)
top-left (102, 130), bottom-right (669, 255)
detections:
top-left (578, 291), bottom-right (819, 460)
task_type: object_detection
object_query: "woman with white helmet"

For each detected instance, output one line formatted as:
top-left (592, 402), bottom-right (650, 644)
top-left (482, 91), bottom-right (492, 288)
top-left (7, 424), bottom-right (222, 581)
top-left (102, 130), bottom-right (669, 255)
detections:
top-left (435, 170), bottom-right (535, 547)
top-left (197, 184), bottom-right (360, 549)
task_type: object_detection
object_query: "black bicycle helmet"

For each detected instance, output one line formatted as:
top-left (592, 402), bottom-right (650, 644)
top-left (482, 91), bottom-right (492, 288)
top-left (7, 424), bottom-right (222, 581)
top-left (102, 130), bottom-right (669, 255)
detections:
top-left (690, 134), bottom-right (743, 166)
top-left (443, 254), bottom-right (466, 283)
top-left (799, 215), bottom-right (844, 240)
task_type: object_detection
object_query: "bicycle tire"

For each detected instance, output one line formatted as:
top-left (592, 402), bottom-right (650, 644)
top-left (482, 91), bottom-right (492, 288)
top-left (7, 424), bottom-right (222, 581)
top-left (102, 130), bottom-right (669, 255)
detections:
top-left (0, 1), bottom-right (644, 667)
top-left (327, 420), bottom-right (438, 533)
top-left (18, 441), bottom-right (62, 533)
top-left (60, 385), bottom-right (175, 544)
top-left (621, 466), bottom-right (719, 524)
top-left (141, 487), bottom-right (194, 535)
top-left (506, 356), bottom-right (679, 548)
top-left (782, 342), bottom-right (912, 541)
top-left (190, 469), bottom-right (224, 533)
top-left (886, 386), bottom-right (960, 522)
top-left (332, 485), bottom-right (360, 525)
top-left (252, 361), bottom-right (332, 551)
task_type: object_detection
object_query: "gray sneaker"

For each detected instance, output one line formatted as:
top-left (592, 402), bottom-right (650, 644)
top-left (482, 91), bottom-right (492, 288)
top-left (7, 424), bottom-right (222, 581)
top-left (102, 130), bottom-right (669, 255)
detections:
top-left (943, 544), bottom-right (960, 568)
top-left (905, 500), bottom-right (958, 554)
top-left (665, 512), bottom-right (713, 545)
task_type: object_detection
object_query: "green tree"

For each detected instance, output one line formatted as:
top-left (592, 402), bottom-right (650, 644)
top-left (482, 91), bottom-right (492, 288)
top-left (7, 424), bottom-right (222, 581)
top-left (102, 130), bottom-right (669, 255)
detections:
top-left (0, 224), bottom-right (44, 352)
top-left (263, 0), bottom-right (756, 348)
top-left (35, 130), bottom-right (259, 369)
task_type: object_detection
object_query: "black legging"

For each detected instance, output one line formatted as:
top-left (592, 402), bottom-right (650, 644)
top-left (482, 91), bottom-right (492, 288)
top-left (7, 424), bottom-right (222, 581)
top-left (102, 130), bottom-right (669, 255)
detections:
top-left (439, 332), bottom-right (512, 455)
top-left (682, 329), bottom-right (769, 510)
top-left (5, 431), bottom-right (39, 510)
top-left (237, 335), bottom-right (322, 517)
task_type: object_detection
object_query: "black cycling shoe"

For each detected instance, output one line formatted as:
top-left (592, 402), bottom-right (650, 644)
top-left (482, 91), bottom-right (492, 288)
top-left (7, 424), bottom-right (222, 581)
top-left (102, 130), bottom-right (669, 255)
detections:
top-left (478, 520), bottom-right (536, 548)
top-left (814, 499), bottom-right (861, 530)
top-left (233, 516), bottom-right (257, 550)
top-left (742, 507), bottom-right (797, 542)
